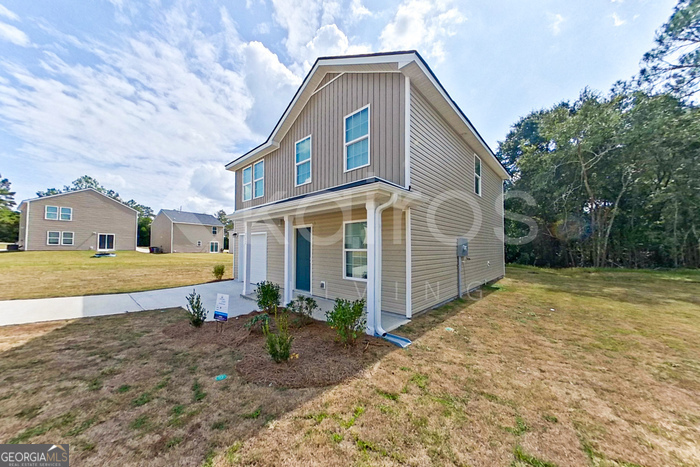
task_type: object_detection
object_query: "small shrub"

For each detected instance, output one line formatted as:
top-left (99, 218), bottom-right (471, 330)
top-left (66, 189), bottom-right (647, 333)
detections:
top-left (286, 295), bottom-right (318, 325)
top-left (255, 281), bottom-right (281, 312)
top-left (325, 298), bottom-right (366, 345)
top-left (244, 313), bottom-right (269, 332)
top-left (243, 407), bottom-right (262, 419)
top-left (263, 306), bottom-right (294, 363)
top-left (212, 264), bottom-right (225, 281)
top-left (185, 289), bottom-right (207, 327)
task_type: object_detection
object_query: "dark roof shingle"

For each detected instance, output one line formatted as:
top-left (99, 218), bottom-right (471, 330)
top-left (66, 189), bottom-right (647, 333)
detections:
top-left (161, 209), bottom-right (223, 226)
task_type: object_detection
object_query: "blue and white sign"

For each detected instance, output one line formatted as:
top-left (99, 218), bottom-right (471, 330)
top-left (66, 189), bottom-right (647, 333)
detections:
top-left (214, 293), bottom-right (229, 322)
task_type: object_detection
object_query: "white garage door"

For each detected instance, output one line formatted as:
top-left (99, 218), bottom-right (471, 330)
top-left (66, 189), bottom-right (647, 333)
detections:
top-left (238, 233), bottom-right (267, 284)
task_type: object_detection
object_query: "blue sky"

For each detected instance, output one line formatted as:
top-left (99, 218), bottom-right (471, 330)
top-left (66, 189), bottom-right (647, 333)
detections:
top-left (0, 0), bottom-right (677, 212)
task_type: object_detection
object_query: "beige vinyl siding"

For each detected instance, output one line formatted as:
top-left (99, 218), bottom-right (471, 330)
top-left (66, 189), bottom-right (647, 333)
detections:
top-left (235, 72), bottom-right (406, 210)
top-left (410, 85), bottom-right (505, 314)
top-left (23, 190), bottom-right (137, 251)
top-left (235, 208), bottom-right (406, 314)
top-left (18, 203), bottom-right (27, 248)
top-left (150, 212), bottom-right (172, 253)
top-left (314, 72), bottom-right (340, 91)
top-left (171, 223), bottom-right (224, 253)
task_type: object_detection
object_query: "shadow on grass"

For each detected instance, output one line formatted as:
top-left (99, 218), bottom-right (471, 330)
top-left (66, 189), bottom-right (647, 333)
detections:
top-left (0, 290), bottom-right (490, 465)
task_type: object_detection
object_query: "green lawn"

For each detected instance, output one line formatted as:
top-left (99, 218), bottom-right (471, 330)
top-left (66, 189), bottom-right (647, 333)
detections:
top-left (0, 251), bottom-right (232, 300)
top-left (0, 266), bottom-right (698, 466)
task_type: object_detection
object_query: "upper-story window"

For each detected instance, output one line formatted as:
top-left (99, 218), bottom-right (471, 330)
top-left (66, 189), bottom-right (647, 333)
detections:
top-left (60, 207), bottom-right (73, 221)
top-left (474, 156), bottom-right (482, 196)
top-left (212, 226), bottom-right (218, 235)
top-left (253, 160), bottom-right (264, 198)
top-left (295, 136), bottom-right (312, 186)
top-left (45, 206), bottom-right (59, 220)
top-left (344, 105), bottom-right (370, 172)
top-left (242, 166), bottom-right (252, 201)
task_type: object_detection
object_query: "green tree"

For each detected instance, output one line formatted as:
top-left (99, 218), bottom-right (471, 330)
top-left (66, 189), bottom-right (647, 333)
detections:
top-left (0, 174), bottom-right (16, 209)
top-left (640, 0), bottom-right (700, 98)
top-left (216, 209), bottom-right (234, 250)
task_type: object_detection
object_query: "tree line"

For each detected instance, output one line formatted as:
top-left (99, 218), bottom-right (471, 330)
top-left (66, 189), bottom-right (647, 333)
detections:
top-left (499, 0), bottom-right (700, 268)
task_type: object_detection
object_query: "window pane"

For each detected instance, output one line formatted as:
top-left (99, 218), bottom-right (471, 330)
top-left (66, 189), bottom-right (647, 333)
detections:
top-left (243, 167), bottom-right (252, 184)
top-left (296, 160), bottom-right (311, 185)
top-left (254, 179), bottom-right (264, 198)
top-left (344, 222), bottom-right (367, 249)
top-left (46, 206), bottom-right (58, 219)
top-left (48, 231), bottom-right (60, 244)
top-left (475, 157), bottom-right (481, 176)
top-left (295, 138), bottom-right (311, 163)
top-left (475, 175), bottom-right (481, 195)
top-left (106, 235), bottom-right (114, 250)
top-left (243, 184), bottom-right (252, 200)
top-left (60, 207), bottom-right (72, 220)
top-left (345, 251), bottom-right (368, 279)
top-left (345, 108), bottom-right (368, 143)
top-left (346, 138), bottom-right (369, 170)
top-left (62, 232), bottom-right (73, 245)
top-left (254, 161), bottom-right (264, 179)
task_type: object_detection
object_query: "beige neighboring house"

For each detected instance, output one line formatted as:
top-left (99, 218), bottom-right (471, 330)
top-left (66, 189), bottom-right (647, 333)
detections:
top-left (18, 189), bottom-right (138, 251)
top-left (150, 209), bottom-right (224, 253)
top-left (227, 51), bottom-right (510, 336)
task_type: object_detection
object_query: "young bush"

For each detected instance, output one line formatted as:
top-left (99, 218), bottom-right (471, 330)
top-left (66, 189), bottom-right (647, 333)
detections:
top-left (326, 298), bottom-right (366, 345)
top-left (212, 264), bottom-right (225, 281)
top-left (255, 281), bottom-right (281, 312)
top-left (286, 295), bottom-right (318, 325)
top-left (185, 289), bottom-right (207, 327)
top-left (244, 313), bottom-right (269, 332)
top-left (262, 306), bottom-right (294, 363)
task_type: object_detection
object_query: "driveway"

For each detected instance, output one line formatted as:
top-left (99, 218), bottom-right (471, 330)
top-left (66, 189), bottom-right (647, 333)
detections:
top-left (0, 280), bottom-right (257, 326)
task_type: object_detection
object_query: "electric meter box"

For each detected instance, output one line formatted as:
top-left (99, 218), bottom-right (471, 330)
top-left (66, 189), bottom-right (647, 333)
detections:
top-left (456, 237), bottom-right (469, 257)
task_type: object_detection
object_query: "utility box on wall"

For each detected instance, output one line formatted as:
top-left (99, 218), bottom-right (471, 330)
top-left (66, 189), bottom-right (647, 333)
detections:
top-left (456, 237), bottom-right (469, 257)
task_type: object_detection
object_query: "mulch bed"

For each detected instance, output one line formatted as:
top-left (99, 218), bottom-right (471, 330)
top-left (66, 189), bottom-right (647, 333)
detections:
top-left (163, 311), bottom-right (394, 388)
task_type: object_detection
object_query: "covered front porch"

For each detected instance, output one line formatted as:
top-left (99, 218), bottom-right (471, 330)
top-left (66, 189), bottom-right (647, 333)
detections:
top-left (231, 178), bottom-right (417, 336)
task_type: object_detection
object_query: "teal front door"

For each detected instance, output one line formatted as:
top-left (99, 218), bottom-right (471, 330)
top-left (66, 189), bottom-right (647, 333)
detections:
top-left (295, 227), bottom-right (311, 292)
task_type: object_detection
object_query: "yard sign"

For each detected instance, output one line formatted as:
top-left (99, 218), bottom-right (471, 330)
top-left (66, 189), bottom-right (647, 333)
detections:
top-left (214, 293), bottom-right (229, 322)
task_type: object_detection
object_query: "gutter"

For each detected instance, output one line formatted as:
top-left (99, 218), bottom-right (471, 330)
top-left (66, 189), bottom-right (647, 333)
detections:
top-left (371, 194), bottom-right (412, 348)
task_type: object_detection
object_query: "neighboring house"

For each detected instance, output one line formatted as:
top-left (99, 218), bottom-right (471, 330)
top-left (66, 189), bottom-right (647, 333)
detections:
top-left (17, 189), bottom-right (138, 251)
top-left (226, 51), bottom-right (510, 336)
top-left (150, 209), bottom-right (224, 253)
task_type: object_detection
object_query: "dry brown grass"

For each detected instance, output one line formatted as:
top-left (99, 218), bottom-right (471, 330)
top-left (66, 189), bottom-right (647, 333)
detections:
top-left (0, 250), bottom-right (231, 300)
top-left (0, 266), bottom-right (698, 466)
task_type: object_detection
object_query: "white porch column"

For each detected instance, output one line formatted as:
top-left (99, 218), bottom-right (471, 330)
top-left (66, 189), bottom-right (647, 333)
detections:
top-left (365, 200), bottom-right (377, 335)
top-left (283, 215), bottom-right (294, 304)
top-left (242, 221), bottom-right (252, 295)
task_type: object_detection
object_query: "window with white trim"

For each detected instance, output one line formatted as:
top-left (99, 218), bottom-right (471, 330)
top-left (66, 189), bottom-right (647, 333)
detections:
top-left (242, 166), bottom-right (252, 201)
top-left (253, 160), bottom-right (264, 198)
top-left (343, 221), bottom-right (368, 280)
top-left (474, 155), bottom-right (482, 196)
top-left (344, 106), bottom-right (370, 171)
top-left (45, 206), bottom-right (58, 220)
top-left (60, 207), bottom-right (73, 221)
top-left (212, 226), bottom-right (218, 235)
top-left (295, 136), bottom-right (312, 186)
top-left (47, 231), bottom-right (60, 245)
top-left (61, 232), bottom-right (74, 245)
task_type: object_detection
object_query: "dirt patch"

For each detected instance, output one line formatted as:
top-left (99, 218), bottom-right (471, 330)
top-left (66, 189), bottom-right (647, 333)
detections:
top-left (163, 312), bottom-right (394, 388)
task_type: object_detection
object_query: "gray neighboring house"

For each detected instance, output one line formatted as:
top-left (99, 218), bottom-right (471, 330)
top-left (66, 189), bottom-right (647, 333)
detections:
top-left (18, 188), bottom-right (138, 251)
top-left (150, 209), bottom-right (224, 253)
top-left (226, 50), bottom-right (510, 336)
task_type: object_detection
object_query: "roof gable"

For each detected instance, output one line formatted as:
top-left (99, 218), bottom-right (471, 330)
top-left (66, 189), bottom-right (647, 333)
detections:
top-left (19, 188), bottom-right (138, 213)
top-left (224, 50), bottom-right (509, 180)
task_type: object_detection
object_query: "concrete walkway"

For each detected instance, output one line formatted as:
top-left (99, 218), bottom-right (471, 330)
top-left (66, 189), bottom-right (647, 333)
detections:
top-left (0, 281), bottom-right (257, 327)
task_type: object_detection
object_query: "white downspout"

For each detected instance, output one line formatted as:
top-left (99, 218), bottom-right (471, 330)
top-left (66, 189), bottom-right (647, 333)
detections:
top-left (373, 193), bottom-right (398, 337)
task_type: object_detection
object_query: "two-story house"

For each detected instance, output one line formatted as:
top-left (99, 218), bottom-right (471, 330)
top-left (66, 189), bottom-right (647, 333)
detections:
top-left (18, 188), bottom-right (138, 251)
top-left (227, 50), bottom-right (509, 336)
top-left (150, 209), bottom-right (224, 253)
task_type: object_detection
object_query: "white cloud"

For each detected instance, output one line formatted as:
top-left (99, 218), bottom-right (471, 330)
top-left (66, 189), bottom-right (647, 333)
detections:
top-left (549, 13), bottom-right (565, 36)
top-left (0, 21), bottom-right (30, 46)
top-left (270, 0), bottom-right (324, 61)
top-left (0, 3), bottom-right (304, 212)
top-left (379, 0), bottom-right (466, 62)
top-left (350, 0), bottom-right (371, 21)
top-left (0, 3), bottom-right (19, 21)
top-left (254, 22), bottom-right (270, 35)
top-left (611, 12), bottom-right (626, 27)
